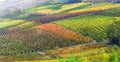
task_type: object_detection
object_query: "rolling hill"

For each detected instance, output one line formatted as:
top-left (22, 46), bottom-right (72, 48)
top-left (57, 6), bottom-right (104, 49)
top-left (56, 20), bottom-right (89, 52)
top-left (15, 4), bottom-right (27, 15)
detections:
top-left (0, 1), bottom-right (120, 62)
top-left (34, 24), bottom-right (93, 43)
top-left (2, 2), bottom-right (120, 20)
top-left (52, 14), bottom-right (120, 42)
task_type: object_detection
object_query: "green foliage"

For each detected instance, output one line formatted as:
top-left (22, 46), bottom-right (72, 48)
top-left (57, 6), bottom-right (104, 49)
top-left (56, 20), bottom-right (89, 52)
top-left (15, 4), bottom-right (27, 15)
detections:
top-left (108, 21), bottom-right (120, 46)
top-left (109, 46), bottom-right (120, 62)
top-left (0, 20), bottom-right (24, 29)
top-left (58, 54), bottom-right (84, 62)
top-left (53, 14), bottom-right (120, 42)
top-left (105, 7), bottom-right (120, 15)
top-left (58, 46), bottom-right (120, 62)
top-left (97, 7), bottom-right (120, 16)
top-left (57, 3), bottom-right (92, 14)
top-left (0, 27), bottom-right (80, 55)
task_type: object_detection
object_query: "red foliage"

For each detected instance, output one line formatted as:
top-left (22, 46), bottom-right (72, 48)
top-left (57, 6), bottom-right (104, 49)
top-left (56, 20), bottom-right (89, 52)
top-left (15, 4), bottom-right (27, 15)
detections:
top-left (29, 10), bottom-right (102, 23)
top-left (34, 24), bottom-right (93, 43)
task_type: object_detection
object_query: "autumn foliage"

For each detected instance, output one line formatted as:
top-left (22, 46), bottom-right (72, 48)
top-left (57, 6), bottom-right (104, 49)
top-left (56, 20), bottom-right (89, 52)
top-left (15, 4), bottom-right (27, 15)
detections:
top-left (30, 10), bottom-right (102, 23)
top-left (34, 24), bottom-right (93, 43)
top-left (46, 43), bottom-right (105, 57)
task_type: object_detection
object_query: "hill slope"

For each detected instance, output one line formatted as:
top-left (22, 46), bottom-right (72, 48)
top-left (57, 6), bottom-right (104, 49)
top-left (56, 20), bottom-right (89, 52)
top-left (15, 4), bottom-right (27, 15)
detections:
top-left (52, 14), bottom-right (120, 42)
top-left (0, 2), bottom-right (120, 62)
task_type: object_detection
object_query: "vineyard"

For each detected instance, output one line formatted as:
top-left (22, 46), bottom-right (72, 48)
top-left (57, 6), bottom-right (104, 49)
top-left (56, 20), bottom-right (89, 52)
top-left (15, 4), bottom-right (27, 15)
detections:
top-left (0, 20), bottom-right (24, 29)
top-left (0, 1), bottom-right (120, 62)
top-left (52, 14), bottom-right (120, 42)
top-left (69, 3), bottom-right (120, 13)
top-left (34, 24), bottom-right (93, 43)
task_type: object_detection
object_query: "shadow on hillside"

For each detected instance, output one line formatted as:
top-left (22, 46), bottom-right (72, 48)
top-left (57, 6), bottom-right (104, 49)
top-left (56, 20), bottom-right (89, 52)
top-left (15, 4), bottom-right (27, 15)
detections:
top-left (106, 21), bottom-right (120, 46)
top-left (95, 11), bottom-right (120, 17)
top-left (95, 7), bottom-right (120, 17)
top-left (25, 13), bottom-right (48, 20)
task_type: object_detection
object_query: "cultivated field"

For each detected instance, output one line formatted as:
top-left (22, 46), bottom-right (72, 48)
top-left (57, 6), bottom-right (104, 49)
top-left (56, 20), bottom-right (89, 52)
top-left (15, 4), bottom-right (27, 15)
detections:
top-left (0, 1), bottom-right (120, 62)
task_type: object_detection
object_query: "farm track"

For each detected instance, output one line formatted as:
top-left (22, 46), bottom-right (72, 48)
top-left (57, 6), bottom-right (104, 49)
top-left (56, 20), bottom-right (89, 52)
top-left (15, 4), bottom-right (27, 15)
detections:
top-left (29, 10), bottom-right (102, 23)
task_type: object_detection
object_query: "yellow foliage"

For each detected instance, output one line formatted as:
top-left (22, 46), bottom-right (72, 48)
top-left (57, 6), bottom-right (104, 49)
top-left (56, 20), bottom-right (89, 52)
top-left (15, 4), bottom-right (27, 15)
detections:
top-left (37, 3), bottom-right (87, 14)
top-left (15, 60), bottom-right (58, 62)
top-left (69, 4), bottom-right (120, 13)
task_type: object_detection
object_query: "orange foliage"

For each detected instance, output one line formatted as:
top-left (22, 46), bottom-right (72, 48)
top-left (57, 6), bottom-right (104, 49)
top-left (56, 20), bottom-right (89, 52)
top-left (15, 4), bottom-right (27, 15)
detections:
top-left (34, 24), bottom-right (93, 43)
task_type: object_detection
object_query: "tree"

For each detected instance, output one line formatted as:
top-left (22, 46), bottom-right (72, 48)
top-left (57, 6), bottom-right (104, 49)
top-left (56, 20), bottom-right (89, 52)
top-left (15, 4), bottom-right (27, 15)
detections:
top-left (107, 21), bottom-right (120, 46)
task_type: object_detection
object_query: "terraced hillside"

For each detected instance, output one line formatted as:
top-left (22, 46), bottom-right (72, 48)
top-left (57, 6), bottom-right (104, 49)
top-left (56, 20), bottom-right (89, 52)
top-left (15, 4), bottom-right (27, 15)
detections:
top-left (0, 1), bottom-right (120, 62)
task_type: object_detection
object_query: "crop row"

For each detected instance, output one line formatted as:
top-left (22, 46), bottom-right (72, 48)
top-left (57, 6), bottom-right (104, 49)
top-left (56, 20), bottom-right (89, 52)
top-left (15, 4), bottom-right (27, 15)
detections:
top-left (69, 3), bottom-right (120, 13)
top-left (0, 27), bottom-right (87, 56)
top-left (34, 24), bottom-right (93, 43)
top-left (53, 14), bottom-right (120, 42)
top-left (0, 20), bottom-right (24, 29)
top-left (0, 21), bottom-right (40, 35)
top-left (30, 10), bottom-right (102, 23)
top-left (36, 3), bottom-right (89, 14)
top-left (96, 7), bottom-right (120, 16)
